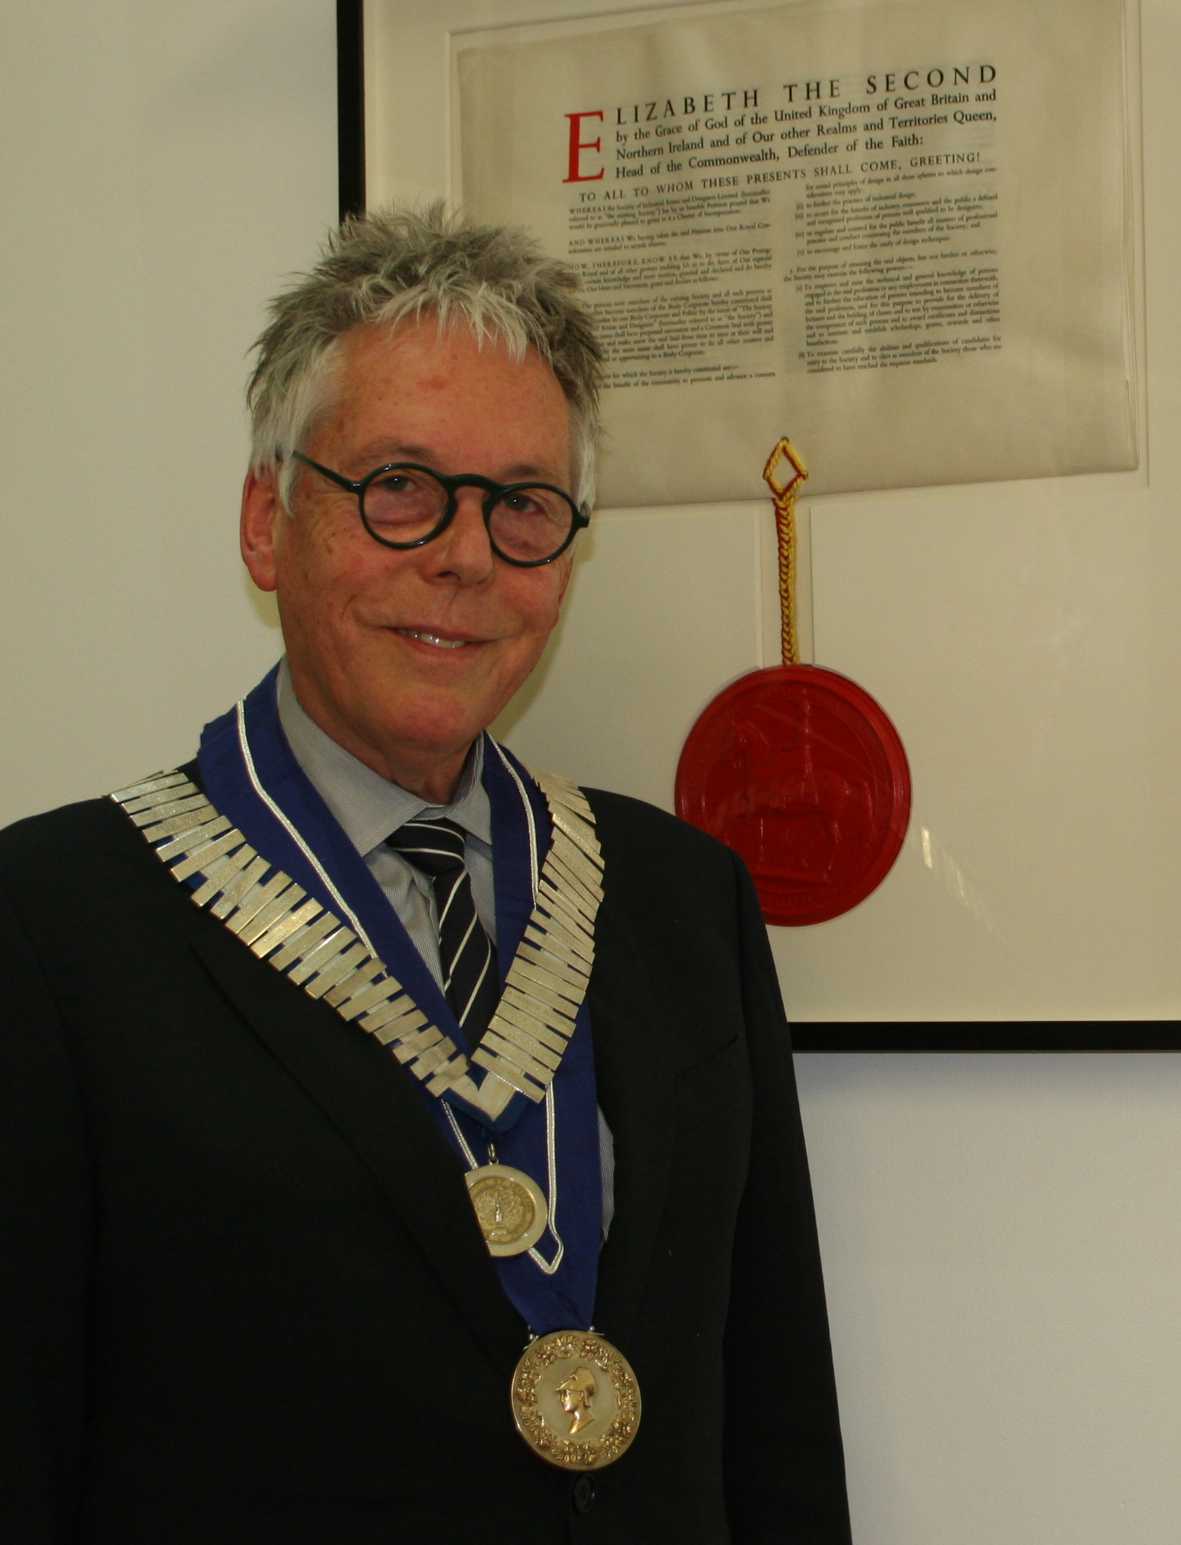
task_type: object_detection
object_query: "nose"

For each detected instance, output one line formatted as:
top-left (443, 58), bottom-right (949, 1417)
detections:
top-left (427, 488), bottom-right (496, 585)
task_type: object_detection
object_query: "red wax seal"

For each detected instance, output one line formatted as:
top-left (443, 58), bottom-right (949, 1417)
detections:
top-left (676, 665), bottom-right (910, 926)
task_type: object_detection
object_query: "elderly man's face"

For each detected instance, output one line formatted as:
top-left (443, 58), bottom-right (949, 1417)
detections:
top-left (241, 319), bottom-right (575, 802)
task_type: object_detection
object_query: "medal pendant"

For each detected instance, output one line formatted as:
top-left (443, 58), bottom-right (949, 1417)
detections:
top-left (510, 1330), bottom-right (641, 1471)
top-left (465, 1163), bottom-right (548, 1257)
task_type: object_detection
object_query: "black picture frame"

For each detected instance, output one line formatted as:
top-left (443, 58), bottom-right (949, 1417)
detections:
top-left (332, 1), bottom-right (1174, 1053)
top-left (337, 0), bottom-right (365, 222)
top-left (788, 1023), bottom-right (1180, 1053)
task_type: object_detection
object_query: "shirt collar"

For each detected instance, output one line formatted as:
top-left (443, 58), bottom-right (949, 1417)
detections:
top-left (275, 659), bottom-right (492, 858)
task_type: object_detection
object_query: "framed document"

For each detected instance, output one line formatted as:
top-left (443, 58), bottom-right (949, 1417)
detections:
top-left (335, 1), bottom-right (1177, 1051)
top-left (341, 0), bottom-right (1136, 509)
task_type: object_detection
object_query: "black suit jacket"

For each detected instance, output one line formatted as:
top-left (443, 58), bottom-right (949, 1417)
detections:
top-left (1, 780), bottom-right (850, 1544)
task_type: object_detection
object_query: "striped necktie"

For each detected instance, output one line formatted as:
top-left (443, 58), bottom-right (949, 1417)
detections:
top-left (389, 817), bottom-right (499, 1042)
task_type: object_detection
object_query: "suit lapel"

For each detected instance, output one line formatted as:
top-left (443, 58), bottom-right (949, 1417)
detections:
top-left (189, 914), bottom-right (526, 1374)
top-left (590, 897), bottom-right (680, 1347)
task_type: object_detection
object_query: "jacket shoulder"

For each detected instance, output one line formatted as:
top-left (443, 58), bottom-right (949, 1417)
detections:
top-left (0, 795), bottom-right (130, 865)
top-left (580, 786), bottom-right (741, 893)
top-left (581, 786), bottom-right (729, 854)
top-left (0, 761), bottom-right (200, 873)
top-left (0, 792), bottom-right (183, 928)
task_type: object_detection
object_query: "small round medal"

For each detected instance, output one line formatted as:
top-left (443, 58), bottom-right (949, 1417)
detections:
top-left (465, 1163), bottom-right (548, 1257)
top-left (510, 1330), bottom-right (641, 1471)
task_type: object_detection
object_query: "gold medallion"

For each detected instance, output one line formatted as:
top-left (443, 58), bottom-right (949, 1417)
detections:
top-left (510, 1330), bottom-right (641, 1471)
top-left (466, 1163), bottom-right (548, 1257)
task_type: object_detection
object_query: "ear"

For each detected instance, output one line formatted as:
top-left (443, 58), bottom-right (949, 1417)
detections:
top-left (240, 467), bottom-right (283, 593)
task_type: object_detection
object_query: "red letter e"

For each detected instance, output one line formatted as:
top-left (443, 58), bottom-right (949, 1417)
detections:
top-left (563, 111), bottom-right (605, 182)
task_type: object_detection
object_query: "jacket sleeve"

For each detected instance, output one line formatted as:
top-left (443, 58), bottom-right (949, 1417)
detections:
top-left (722, 852), bottom-right (853, 1544)
top-left (0, 882), bottom-right (90, 1541)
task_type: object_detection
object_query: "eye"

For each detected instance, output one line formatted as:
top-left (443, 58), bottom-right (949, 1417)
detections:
top-left (372, 470), bottom-right (422, 497)
top-left (501, 489), bottom-right (549, 516)
top-left (496, 486), bottom-right (569, 525)
top-left (489, 484), bottom-right (577, 563)
top-left (362, 466), bottom-right (446, 529)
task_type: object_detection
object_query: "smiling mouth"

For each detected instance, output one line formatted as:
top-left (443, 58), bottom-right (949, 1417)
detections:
top-left (396, 628), bottom-right (471, 650)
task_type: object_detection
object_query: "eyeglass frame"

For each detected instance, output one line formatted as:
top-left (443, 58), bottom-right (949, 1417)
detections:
top-left (287, 450), bottom-right (590, 568)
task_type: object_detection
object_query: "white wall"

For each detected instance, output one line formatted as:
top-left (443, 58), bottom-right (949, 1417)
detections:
top-left (3, 3), bottom-right (1180, 1543)
top-left (0, 0), bottom-right (336, 814)
top-left (799, 1051), bottom-right (1181, 1544)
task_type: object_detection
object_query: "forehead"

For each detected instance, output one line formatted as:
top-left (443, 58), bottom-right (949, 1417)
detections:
top-left (316, 318), bottom-right (572, 478)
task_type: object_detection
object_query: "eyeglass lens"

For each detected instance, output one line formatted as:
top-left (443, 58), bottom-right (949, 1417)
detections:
top-left (362, 467), bottom-right (575, 563)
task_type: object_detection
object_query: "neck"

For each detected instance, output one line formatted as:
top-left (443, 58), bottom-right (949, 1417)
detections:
top-left (327, 729), bottom-right (472, 805)
top-left (383, 750), bottom-right (470, 805)
top-left (280, 668), bottom-right (476, 805)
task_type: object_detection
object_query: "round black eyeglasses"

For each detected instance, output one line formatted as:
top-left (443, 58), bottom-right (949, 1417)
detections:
top-left (290, 451), bottom-right (589, 568)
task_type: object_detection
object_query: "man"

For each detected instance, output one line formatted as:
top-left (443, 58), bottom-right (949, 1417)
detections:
top-left (2, 206), bottom-right (851, 1543)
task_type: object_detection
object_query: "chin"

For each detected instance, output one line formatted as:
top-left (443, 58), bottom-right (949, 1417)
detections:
top-left (380, 707), bottom-right (485, 764)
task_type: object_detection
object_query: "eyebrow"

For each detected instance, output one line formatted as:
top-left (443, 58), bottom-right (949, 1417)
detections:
top-left (346, 441), bottom-right (570, 487)
top-left (346, 440), bottom-right (431, 468)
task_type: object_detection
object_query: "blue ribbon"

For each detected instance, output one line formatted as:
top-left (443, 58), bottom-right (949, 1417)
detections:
top-left (195, 666), bottom-right (601, 1333)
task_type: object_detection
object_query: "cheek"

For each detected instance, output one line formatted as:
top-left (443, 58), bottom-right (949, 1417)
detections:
top-left (274, 552), bottom-right (357, 663)
top-left (277, 494), bottom-right (354, 574)
top-left (527, 564), bottom-right (573, 635)
top-left (281, 521), bottom-right (365, 615)
top-left (514, 598), bottom-right (561, 654)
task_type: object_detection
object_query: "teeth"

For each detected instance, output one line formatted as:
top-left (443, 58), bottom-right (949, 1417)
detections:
top-left (399, 629), bottom-right (466, 650)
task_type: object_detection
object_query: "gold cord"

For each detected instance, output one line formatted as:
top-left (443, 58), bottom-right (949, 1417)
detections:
top-left (761, 438), bottom-right (809, 667)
